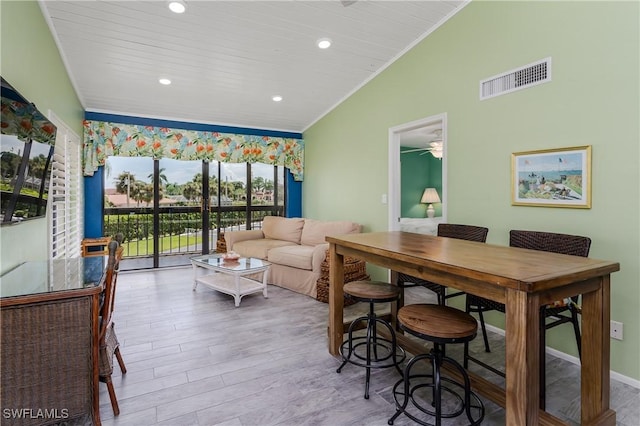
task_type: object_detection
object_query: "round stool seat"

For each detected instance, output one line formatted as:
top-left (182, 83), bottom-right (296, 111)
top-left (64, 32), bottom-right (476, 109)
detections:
top-left (344, 280), bottom-right (400, 303)
top-left (398, 304), bottom-right (477, 343)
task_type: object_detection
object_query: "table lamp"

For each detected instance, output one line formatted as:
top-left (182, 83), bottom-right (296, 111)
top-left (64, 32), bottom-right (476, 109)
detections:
top-left (421, 188), bottom-right (440, 218)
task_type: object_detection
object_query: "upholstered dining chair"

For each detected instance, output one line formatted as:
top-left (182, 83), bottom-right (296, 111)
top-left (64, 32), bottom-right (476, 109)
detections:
top-left (397, 223), bottom-right (489, 305)
top-left (99, 240), bottom-right (127, 416)
top-left (464, 229), bottom-right (591, 409)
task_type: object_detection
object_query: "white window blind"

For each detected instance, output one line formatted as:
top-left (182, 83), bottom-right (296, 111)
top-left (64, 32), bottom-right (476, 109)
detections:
top-left (48, 113), bottom-right (83, 260)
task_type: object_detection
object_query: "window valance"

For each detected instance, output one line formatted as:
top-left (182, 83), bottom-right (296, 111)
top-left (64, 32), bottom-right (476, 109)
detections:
top-left (82, 120), bottom-right (304, 181)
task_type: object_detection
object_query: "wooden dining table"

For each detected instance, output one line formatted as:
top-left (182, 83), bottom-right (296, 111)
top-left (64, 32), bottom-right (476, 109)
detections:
top-left (326, 231), bottom-right (620, 426)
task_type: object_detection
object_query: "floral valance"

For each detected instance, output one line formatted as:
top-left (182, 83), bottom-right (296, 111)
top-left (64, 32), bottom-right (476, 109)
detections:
top-left (1, 94), bottom-right (57, 145)
top-left (83, 120), bottom-right (304, 181)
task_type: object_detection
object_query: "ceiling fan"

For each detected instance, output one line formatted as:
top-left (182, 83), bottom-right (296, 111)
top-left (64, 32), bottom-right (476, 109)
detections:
top-left (400, 129), bottom-right (444, 158)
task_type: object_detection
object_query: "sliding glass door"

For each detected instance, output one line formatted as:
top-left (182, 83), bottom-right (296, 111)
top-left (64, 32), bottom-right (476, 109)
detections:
top-left (155, 158), bottom-right (207, 267)
top-left (104, 157), bottom-right (286, 269)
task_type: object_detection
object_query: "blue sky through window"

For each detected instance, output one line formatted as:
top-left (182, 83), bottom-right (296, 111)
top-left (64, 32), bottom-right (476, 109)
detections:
top-left (105, 157), bottom-right (275, 188)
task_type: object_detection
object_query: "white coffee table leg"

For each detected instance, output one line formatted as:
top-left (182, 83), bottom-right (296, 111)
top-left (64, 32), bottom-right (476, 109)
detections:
top-left (192, 263), bottom-right (198, 290)
top-left (262, 269), bottom-right (269, 299)
top-left (233, 275), bottom-right (241, 307)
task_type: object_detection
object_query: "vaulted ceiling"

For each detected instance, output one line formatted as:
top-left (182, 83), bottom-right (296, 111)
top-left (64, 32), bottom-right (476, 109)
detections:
top-left (40, 0), bottom-right (466, 133)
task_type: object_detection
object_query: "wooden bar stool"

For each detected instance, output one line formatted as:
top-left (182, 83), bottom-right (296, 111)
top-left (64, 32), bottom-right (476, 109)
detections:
top-left (336, 280), bottom-right (406, 399)
top-left (388, 304), bottom-right (484, 426)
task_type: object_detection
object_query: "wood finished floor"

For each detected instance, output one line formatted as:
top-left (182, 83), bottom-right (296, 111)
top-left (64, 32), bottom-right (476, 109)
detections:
top-left (100, 266), bottom-right (640, 425)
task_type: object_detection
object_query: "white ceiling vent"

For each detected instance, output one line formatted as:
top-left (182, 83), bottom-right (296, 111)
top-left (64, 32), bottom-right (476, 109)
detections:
top-left (480, 57), bottom-right (551, 100)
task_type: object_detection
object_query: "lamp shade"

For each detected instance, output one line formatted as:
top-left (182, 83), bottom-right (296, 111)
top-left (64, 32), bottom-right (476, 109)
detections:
top-left (421, 188), bottom-right (441, 204)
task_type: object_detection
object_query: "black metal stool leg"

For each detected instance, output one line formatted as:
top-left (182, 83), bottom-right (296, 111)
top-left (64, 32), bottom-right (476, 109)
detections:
top-left (370, 302), bottom-right (379, 361)
top-left (386, 319), bottom-right (404, 376)
top-left (336, 282), bottom-right (406, 401)
top-left (337, 311), bottom-right (368, 371)
top-left (433, 349), bottom-right (442, 426)
top-left (388, 353), bottom-right (421, 425)
top-left (337, 305), bottom-right (405, 400)
top-left (441, 355), bottom-right (486, 426)
top-left (364, 313), bottom-right (373, 399)
top-left (336, 316), bottom-right (360, 373)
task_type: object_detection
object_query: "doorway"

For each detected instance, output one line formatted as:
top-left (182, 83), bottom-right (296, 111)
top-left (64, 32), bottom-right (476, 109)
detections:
top-left (388, 113), bottom-right (447, 231)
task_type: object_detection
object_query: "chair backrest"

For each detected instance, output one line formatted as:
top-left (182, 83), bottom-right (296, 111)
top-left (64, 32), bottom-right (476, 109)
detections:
top-left (437, 223), bottom-right (489, 243)
top-left (111, 244), bottom-right (124, 314)
top-left (510, 230), bottom-right (591, 307)
top-left (99, 240), bottom-right (120, 342)
top-left (509, 230), bottom-right (591, 257)
top-left (113, 233), bottom-right (124, 264)
top-left (114, 233), bottom-right (124, 244)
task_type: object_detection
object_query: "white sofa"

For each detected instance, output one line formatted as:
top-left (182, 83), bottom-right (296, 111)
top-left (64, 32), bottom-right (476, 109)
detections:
top-left (224, 216), bottom-right (361, 298)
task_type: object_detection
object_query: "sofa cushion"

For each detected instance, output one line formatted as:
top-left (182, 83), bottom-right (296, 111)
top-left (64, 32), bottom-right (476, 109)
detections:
top-left (300, 219), bottom-right (361, 246)
top-left (267, 245), bottom-right (315, 270)
top-left (233, 239), bottom-right (297, 260)
top-left (262, 216), bottom-right (305, 244)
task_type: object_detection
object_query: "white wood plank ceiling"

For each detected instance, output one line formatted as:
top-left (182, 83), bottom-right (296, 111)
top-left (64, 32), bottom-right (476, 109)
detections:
top-left (39, 0), bottom-right (466, 133)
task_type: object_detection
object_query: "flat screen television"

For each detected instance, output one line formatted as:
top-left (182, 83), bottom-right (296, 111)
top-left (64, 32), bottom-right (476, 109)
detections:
top-left (0, 77), bottom-right (57, 224)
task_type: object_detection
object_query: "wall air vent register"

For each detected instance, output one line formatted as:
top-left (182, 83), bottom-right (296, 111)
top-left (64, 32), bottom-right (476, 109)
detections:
top-left (480, 57), bottom-right (552, 100)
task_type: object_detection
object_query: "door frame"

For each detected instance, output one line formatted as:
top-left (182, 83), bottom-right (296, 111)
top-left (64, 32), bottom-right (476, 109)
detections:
top-left (388, 113), bottom-right (448, 231)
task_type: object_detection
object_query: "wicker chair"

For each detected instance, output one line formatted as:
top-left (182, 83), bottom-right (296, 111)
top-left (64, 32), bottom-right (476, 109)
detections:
top-left (316, 250), bottom-right (369, 306)
top-left (464, 230), bottom-right (591, 409)
top-left (99, 240), bottom-right (127, 416)
top-left (397, 224), bottom-right (489, 305)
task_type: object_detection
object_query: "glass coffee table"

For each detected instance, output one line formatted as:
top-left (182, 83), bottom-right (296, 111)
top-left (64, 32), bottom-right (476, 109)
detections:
top-left (190, 254), bottom-right (271, 307)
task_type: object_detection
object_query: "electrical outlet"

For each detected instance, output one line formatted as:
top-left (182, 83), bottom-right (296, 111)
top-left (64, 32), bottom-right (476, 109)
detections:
top-left (610, 320), bottom-right (623, 340)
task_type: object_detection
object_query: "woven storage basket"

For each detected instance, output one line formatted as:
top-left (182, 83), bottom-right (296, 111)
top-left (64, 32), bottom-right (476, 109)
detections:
top-left (316, 251), bottom-right (369, 305)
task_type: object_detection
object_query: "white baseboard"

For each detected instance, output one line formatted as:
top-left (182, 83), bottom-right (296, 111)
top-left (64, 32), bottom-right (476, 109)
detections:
top-left (483, 323), bottom-right (640, 389)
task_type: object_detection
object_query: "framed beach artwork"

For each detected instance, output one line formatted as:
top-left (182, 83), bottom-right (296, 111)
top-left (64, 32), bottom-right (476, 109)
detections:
top-left (511, 145), bottom-right (592, 208)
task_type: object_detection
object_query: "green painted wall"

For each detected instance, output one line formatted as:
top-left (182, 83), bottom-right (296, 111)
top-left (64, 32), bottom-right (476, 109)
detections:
top-left (0, 0), bottom-right (84, 273)
top-left (304, 1), bottom-right (639, 381)
top-left (400, 150), bottom-right (442, 217)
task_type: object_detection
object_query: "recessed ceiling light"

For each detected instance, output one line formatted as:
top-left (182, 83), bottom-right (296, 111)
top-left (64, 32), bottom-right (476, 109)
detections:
top-left (272, 95), bottom-right (283, 102)
top-left (168, 1), bottom-right (186, 14)
top-left (159, 78), bottom-right (172, 85)
top-left (317, 38), bottom-right (332, 49)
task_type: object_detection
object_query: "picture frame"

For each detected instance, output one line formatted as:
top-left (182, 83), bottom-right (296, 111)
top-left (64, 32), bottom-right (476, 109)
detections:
top-left (511, 145), bottom-right (591, 208)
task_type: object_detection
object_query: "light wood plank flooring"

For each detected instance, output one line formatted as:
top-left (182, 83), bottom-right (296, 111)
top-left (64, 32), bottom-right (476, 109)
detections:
top-left (100, 266), bottom-right (639, 425)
